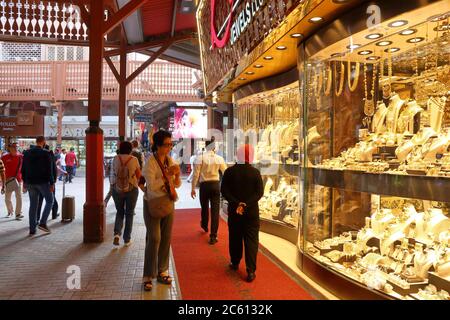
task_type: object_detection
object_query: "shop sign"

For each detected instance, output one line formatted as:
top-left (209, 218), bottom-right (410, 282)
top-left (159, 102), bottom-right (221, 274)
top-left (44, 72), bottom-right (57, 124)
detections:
top-left (46, 126), bottom-right (119, 138)
top-left (211, 0), bottom-right (266, 49)
top-left (17, 111), bottom-right (35, 126)
top-left (134, 114), bottom-right (153, 123)
top-left (0, 116), bottom-right (44, 136)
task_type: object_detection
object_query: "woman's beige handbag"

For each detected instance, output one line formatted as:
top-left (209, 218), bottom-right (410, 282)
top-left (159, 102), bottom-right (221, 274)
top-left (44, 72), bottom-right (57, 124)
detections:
top-left (147, 194), bottom-right (174, 218)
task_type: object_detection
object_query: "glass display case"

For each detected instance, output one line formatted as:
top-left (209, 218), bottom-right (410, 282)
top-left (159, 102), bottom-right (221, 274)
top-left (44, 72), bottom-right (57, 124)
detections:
top-left (235, 82), bottom-right (302, 242)
top-left (299, 0), bottom-right (450, 300)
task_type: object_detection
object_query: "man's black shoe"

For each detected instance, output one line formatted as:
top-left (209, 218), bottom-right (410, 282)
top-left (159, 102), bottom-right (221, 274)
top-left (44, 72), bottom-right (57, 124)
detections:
top-left (246, 272), bottom-right (256, 282)
top-left (229, 263), bottom-right (239, 270)
top-left (208, 237), bottom-right (218, 245)
top-left (38, 224), bottom-right (51, 233)
top-left (200, 222), bottom-right (208, 233)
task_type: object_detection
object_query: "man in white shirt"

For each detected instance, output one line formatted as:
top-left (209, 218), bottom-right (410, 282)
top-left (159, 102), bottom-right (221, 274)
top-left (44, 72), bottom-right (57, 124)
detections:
top-left (58, 149), bottom-right (67, 181)
top-left (191, 141), bottom-right (227, 245)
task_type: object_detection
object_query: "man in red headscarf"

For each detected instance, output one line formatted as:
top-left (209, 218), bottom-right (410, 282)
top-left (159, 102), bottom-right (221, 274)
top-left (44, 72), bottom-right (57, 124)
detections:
top-left (220, 144), bottom-right (264, 282)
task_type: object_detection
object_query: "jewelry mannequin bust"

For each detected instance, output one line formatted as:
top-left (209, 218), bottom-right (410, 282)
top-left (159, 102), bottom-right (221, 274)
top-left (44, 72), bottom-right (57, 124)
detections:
top-left (372, 102), bottom-right (388, 134)
top-left (385, 94), bottom-right (405, 134)
top-left (428, 96), bottom-right (446, 133)
top-left (435, 251), bottom-right (450, 280)
top-left (397, 100), bottom-right (423, 134)
top-left (426, 208), bottom-right (450, 240)
top-left (422, 131), bottom-right (450, 161)
top-left (414, 246), bottom-right (438, 279)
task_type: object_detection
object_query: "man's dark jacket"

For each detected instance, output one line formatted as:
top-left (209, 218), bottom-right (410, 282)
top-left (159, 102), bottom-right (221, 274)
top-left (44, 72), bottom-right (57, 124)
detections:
top-left (21, 146), bottom-right (56, 185)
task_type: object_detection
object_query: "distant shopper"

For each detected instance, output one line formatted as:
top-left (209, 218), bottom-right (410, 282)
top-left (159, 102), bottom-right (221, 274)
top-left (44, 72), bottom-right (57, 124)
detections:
top-left (37, 145), bottom-right (59, 220)
top-left (21, 137), bottom-right (56, 235)
top-left (186, 149), bottom-right (198, 183)
top-left (1, 143), bottom-right (24, 219)
top-left (131, 140), bottom-right (145, 169)
top-left (142, 130), bottom-right (181, 291)
top-left (59, 149), bottom-right (67, 181)
top-left (221, 144), bottom-right (264, 282)
top-left (65, 147), bottom-right (78, 183)
top-left (104, 150), bottom-right (119, 206)
top-left (111, 141), bottom-right (141, 247)
top-left (191, 141), bottom-right (227, 245)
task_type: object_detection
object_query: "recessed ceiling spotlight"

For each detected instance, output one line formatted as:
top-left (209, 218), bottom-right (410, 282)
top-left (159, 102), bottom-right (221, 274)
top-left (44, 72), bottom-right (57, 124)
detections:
top-left (376, 40), bottom-right (393, 46)
top-left (384, 47), bottom-right (400, 53)
top-left (400, 29), bottom-right (417, 36)
top-left (358, 50), bottom-right (373, 55)
top-left (366, 33), bottom-right (383, 40)
top-left (330, 52), bottom-right (343, 57)
top-left (332, 0), bottom-right (351, 3)
top-left (290, 33), bottom-right (303, 38)
top-left (238, 78), bottom-right (246, 81)
top-left (388, 20), bottom-right (408, 28)
top-left (245, 71), bottom-right (255, 75)
top-left (276, 45), bottom-right (287, 50)
top-left (366, 56), bottom-right (381, 61)
top-left (254, 64), bottom-right (263, 68)
top-left (263, 56), bottom-right (273, 60)
top-left (407, 37), bottom-right (425, 43)
top-left (347, 44), bottom-right (361, 50)
top-left (429, 14), bottom-right (449, 22)
top-left (309, 17), bottom-right (323, 23)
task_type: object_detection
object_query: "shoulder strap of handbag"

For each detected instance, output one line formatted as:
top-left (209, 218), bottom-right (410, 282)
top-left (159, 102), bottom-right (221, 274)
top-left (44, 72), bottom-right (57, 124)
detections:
top-left (153, 152), bottom-right (171, 186)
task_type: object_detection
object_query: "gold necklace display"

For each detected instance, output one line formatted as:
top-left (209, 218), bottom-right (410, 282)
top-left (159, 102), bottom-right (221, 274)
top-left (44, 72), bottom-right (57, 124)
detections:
top-left (334, 61), bottom-right (345, 97)
top-left (324, 63), bottom-right (332, 96)
top-left (364, 62), bottom-right (377, 117)
top-left (347, 61), bottom-right (360, 92)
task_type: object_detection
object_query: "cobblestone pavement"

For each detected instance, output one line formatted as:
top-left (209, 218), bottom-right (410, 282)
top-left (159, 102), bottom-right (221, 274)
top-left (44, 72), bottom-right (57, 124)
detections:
top-left (0, 175), bottom-right (198, 300)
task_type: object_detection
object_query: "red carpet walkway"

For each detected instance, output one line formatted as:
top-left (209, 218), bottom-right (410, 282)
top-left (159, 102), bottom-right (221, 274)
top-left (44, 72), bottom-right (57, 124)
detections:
top-left (171, 209), bottom-right (313, 300)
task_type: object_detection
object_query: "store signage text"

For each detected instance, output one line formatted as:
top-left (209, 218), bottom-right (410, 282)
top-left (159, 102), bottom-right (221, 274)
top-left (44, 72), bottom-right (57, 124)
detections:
top-left (211, 0), bottom-right (266, 49)
top-left (46, 126), bottom-right (118, 138)
top-left (230, 0), bottom-right (266, 45)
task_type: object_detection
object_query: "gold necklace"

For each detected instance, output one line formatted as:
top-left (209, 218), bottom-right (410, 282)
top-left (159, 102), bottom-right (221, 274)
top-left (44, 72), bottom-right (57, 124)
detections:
top-left (364, 63), bottom-right (376, 117)
top-left (334, 61), bottom-right (345, 97)
top-left (324, 63), bottom-right (332, 96)
top-left (347, 61), bottom-right (360, 92)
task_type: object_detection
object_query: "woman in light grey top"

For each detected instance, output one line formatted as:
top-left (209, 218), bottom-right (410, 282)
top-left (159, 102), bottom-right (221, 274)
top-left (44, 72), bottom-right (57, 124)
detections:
top-left (141, 130), bottom-right (181, 291)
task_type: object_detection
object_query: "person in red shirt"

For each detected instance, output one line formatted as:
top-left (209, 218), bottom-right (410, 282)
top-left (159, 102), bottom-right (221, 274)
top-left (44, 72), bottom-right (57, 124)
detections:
top-left (1, 143), bottom-right (24, 219)
top-left (65, 147), bottom-right (78, 183)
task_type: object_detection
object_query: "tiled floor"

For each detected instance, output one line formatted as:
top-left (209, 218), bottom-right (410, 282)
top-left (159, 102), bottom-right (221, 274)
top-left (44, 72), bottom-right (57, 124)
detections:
top-left (0, 176), bottom-right (198, 300)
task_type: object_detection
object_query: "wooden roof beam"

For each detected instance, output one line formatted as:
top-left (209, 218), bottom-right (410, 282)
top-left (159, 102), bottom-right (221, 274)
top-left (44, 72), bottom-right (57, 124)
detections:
top-left (102, 0), bottom-right (149, 36)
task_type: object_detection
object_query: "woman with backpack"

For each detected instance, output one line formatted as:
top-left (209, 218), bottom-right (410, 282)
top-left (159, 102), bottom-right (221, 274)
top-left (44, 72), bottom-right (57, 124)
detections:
top-left (112, 141), bottom-right (141, 247)
top-left (141, 130), bottom-right (181, 291)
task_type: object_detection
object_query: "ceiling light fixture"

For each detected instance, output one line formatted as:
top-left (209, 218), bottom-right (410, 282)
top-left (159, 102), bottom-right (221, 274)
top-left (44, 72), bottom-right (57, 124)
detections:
top-left (407, 37), bottom-right (425, 43)
top-left (254, 64), bottom-right (263, 68)
top-left (366, 33), bottom-right (383, 40)
top-left (276, 45), bottom-right (287, 50)
top-left (245, 71), bottom-right (255, 75)
top-left (388, 20), bottom-right (408, 28)
top-left (263, 56), bottom-right (273, 60)
top-left (400, 29), bottom-right (417, 36)
top-left (366, 56), bottom-right (380, 61)
top-left (384, 47), bottom-right (400, 53)
top-left (290, 33), bottom-right (303, 38)
top-left (347, 44), bottom-right (361, 50)
top-left (376, 40), bottom-right (393, 46)
top-left (358, 50), bottom-right (373, 55)
top-left (309, 17), bottom-right (323, 23)
top-left (238, 78), bottom-right (246, 80)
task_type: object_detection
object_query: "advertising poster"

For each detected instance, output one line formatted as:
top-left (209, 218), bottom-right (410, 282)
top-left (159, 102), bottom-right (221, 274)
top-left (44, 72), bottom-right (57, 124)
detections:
top-left (173, 108), bottom-right (207, 139)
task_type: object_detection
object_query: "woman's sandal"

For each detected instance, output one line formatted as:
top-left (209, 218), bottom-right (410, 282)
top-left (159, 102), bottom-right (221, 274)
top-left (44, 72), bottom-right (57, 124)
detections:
top-left (157, 274), bottom-right (173, 285)
top-left (143, 281), bottom-right (153, 291)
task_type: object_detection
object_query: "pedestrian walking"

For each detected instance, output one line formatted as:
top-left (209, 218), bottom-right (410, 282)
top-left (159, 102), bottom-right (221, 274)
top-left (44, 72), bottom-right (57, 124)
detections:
top-left (65, 147), bottom-right (78, 183)
top-left (59, 149), bottom-right (67, 181)
top-left (21, 137), bottom-right (56, 235)
top-left (131, 140), bottom-right (145, 169)
top-left (220, 144), bottom-right (264, 282)
top-left (111, 141), bottom-right (141, 247)
top-left (1, 142), bottom-right (24, 219)
top-left (191, 140), bottom-right (227, 245)
top-left (142, 130), bottom-right (181, 291)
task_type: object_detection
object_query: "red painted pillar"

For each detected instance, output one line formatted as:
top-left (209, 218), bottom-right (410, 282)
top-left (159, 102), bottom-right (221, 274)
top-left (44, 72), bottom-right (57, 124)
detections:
top-left (83, 0), bottom-right (105, 243)
top-left (119, 29), bottom-right (127, 142)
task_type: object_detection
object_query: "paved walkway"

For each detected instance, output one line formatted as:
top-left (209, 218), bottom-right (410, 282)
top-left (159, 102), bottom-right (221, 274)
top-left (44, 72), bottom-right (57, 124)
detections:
top-left (0, 176), bottom-right (199, 300)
